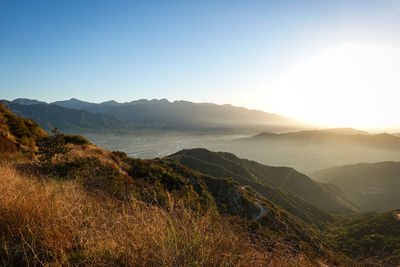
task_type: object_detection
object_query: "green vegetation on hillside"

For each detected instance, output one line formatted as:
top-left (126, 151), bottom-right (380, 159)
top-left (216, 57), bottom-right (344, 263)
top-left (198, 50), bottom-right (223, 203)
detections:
top-left (328, 211), bottom-right (400, 264)
top-left (311, 162), bottom-right (400, 211)
top-left (168, 148), bottom-right (356, 225)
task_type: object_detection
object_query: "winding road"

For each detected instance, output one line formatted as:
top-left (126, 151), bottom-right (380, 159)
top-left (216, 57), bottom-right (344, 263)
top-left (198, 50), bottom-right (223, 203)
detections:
top-left (240, 186), bottom-right (268, 221)
top-left (254, 201), bottom-right (268, 220)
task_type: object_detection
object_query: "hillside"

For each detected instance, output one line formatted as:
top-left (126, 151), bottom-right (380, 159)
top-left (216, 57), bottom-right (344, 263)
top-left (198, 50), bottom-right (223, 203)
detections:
top-left (2, 101), bottom-right (126, 133)
top-left (1, 161), bottom-right (320, 266)
top-left (328, 210), bottom-right (400, 264)
top-left (167, 148), bottom-right (358, 222)
top-left (0, 103), bottom-right (47, 154)
top-left (310, 162), bottom-right (400, 211)
top-left (1, 105), bottom-right (398, 265)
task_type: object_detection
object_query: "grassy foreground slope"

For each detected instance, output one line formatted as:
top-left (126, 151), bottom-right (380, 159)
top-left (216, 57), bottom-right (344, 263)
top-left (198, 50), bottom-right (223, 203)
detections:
top-left (1, 162), bottom-right (316, 266)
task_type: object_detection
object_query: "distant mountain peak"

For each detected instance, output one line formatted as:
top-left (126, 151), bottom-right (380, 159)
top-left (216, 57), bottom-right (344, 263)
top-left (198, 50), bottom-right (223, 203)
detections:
top-left (159, 98), bottom-right (170, 103)
top-left (323, 127), bottom-right (370, 135)
top-left (100, 100), bottom-right (119, 105)
top-left (11, 98), bottom-right (47, 105)
top-left (68, 98), bottom-right (90, 103)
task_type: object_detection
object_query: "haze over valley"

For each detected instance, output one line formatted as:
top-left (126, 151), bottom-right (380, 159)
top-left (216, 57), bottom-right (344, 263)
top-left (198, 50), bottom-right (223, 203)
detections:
top-left (3, 98), bottom-right (400, 174)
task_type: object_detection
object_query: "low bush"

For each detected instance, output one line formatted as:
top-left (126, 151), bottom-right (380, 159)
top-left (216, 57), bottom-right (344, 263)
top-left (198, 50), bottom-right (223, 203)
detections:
top-left (63, 134), bottom-right (90, 145)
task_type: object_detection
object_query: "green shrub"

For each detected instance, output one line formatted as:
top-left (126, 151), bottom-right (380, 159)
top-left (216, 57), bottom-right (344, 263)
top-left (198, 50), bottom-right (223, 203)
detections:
top-left (64, 134), bottom-right (90, 145)
top-left (53, 157), bottom-right (131, 197)
top-left (112, 151), bottom-right (129, 161)
top-left (36, 129), bottom-right (71, 169)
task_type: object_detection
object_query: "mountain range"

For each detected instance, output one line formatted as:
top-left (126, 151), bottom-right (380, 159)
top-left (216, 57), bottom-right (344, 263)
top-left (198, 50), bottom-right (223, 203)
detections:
top-left (2, 100), bottom-right (125, 132)
top-left (2, 98), bottom-right (299, 133)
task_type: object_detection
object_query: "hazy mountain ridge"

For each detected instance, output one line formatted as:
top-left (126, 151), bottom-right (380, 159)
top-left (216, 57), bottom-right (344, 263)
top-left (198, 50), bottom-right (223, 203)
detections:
top-left (242, 130), bottom-right (400, 150)
top-left (8, 98), bottom-right (301, 133)
top-left (310, 161), bottom-right (400, 211)
top-left (2, 100), bottom-right (127, 133)
top-left (321, 127), bottom-right (370, 135)
top-left (227, 129), bottom-right (400, 172)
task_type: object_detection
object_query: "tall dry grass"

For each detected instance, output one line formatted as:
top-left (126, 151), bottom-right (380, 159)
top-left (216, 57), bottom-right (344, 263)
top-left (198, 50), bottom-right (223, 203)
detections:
top-left (0, 162), bottom-right (314, 266)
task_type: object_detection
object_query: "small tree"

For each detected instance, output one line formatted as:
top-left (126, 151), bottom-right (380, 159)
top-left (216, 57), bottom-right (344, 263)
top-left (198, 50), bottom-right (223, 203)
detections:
top-left (36, 128), bottom-right (71, 168)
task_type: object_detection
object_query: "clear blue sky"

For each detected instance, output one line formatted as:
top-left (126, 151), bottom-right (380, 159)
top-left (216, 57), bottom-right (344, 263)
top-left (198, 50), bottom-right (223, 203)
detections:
top-left (1, 0), bottom-right (400, 126)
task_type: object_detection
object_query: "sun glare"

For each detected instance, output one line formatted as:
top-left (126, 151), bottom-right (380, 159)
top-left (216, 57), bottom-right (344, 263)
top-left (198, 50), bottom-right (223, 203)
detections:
top-left (270, 43), bottom-right (400, 130)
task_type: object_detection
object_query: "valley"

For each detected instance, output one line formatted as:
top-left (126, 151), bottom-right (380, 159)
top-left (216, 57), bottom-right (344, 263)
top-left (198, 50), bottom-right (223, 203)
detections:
top-left (7, 98), bottom-right (400, 174)
top-left (82, 130), bottom-right (400, 173)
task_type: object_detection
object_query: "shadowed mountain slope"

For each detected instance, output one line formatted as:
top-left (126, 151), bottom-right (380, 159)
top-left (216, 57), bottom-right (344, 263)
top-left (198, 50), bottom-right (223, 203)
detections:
top-left (2, 101), bottom-right (125, 133)
top-left (329, 210), bottom-right (400, 264)
top-left (167, 148), bottom-right (358, 223)
top-left (311, 161), bottom-right (400, 211)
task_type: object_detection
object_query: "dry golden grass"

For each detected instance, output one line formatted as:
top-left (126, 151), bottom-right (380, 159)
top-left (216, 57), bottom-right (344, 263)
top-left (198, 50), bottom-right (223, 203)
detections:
top-left (0, 162), bottom-right (315, 266)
